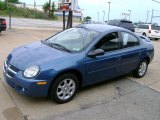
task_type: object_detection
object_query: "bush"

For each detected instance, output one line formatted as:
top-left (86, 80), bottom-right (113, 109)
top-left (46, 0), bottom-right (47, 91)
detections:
top-left (0, 2), bottom-right (7, 10)
top-left (0, 1), bottom-right (57, 20)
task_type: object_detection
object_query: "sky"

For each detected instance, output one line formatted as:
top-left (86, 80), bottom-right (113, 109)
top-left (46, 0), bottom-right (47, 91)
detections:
top-left (15, 0), bottom-right (160, 24)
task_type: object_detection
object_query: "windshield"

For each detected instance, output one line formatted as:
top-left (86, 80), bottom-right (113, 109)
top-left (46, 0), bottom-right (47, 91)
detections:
top-left (46, 28), bottom-right (100, 52)
top-left (151, 25), bottom-right (160, 30)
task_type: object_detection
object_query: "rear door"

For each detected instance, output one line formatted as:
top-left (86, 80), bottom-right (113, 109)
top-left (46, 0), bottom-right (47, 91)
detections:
top-left (119, 32), bottom-right (142, 74)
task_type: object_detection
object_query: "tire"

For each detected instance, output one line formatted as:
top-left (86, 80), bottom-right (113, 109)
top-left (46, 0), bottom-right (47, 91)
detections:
top-left (50, 73), bottom-right (79, 104)
top-left (142, 33), bottom-right (146, 36)
top-left (132, 59), bottom-right (148, 78)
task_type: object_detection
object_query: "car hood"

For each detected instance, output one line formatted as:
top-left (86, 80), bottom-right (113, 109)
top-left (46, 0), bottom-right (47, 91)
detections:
top-left (8, 41), bottom-right (69, 70)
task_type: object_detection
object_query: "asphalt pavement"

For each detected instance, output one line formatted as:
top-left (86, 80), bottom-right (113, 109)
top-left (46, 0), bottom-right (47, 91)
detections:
top-left (0, 29), bottom-right (160, 120)
top-left (0, 16), bottom-right (79, 30)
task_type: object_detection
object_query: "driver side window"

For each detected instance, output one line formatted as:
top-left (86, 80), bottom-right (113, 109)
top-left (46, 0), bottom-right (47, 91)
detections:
top-left (94, 32), bottom-right (120, 52)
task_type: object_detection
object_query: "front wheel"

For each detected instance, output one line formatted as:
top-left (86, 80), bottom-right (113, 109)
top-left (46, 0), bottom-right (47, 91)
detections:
top-left (50, 73), bottom-right (79, 104)
top-left (133, 59), bottom-right (148, 78)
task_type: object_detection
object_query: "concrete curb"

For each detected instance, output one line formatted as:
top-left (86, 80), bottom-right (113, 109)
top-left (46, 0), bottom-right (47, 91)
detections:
top-left (8, 27), bottom-right (62, 31)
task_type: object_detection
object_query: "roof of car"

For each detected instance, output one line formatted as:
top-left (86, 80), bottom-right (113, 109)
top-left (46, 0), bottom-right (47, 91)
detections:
top-left (76, 24), bottom-right (126, 33)
top-left (109, 19), bottom-right (132, 23)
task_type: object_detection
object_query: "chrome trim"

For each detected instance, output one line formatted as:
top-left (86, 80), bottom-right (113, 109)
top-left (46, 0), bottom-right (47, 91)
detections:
top-left (4, 60), bottom-right (7, 67)
top-left (4, 59), bottom-right (17, 74)
top-left (3, 65), bottom-right (5, 73)
top-left (8, 67), bottom-right (17, 74)
top-left (6, 73), bottom-right (12, 78)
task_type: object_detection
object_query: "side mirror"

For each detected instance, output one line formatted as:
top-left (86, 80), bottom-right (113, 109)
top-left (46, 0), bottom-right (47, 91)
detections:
top-left (88, 49), bottom-right (105, 57)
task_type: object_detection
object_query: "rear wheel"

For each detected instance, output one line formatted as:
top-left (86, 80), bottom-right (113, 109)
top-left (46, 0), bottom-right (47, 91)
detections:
top-left (133, 59), bottom-right (148, 78)
top-left (50, 73), bottom-right (79, 104)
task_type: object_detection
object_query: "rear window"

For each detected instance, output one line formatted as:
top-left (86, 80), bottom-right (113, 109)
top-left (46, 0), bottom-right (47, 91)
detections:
top-left (120, 22), bottom-right (134, 28)
top-left (108, 20), bottom-right (119, 26)
top-left (138, 25), bottom-right (149, 29)
top-left (151, 25), bottom-right (160, 30)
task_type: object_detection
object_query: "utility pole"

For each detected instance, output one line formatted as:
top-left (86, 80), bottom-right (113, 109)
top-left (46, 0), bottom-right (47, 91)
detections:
top-left (152, 0), bottom-right (160, 24)
top-left (97, 12), bottom-right (99, 21)
top-left (146, 11), bottom-right (149, 23)
top-left (49, 0), bottom-right (51, 17)
top-left (151, 9), bottom-right (154, 24)
top-left (34, 0), bottom-right (36, 19)
top-left (103, 11), bottom-right (105, 21)
top-left (108, 2), bottom-right (111, 21)
top-left (128, 10), bottom-right (131, 21)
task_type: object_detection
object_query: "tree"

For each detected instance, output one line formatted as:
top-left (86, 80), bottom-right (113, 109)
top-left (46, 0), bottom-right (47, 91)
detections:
top-left (83, 16), bottom-right (92, 22)
top-left (43, 2), bottom-right (50, 13)
top-left (43, 1), bottom-right (56, 18)
top-left (86, 16), bottom-right (91, 20)
top-left (8, 0), bottom-right (19, 3)
top-left (51, 2), bottom-right (56, 17)
top-left (5, 0), bottom-right (8, 7)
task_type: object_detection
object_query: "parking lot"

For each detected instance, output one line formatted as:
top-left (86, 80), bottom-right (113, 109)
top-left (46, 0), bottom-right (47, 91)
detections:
top-left (0, 29), bottom-right (160, 120)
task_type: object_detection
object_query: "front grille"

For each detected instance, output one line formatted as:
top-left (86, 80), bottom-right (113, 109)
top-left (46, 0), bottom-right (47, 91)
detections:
top-left (4, 59), bottom-right (20, 78)
top-left (10, 65), bottom-right (19, 73)
top-left (6, 70), bottom-right (14, 78)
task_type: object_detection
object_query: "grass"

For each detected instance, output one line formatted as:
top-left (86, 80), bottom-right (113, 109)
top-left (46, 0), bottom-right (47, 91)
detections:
top-left (0, 2), bottom-right (57, 20)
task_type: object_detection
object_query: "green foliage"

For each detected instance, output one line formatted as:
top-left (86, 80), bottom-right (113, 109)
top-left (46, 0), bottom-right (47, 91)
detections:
top-left (8, 0), bottom-right (19, 3)
top-left (83, 16), bottom-right (92, 22)
top-left (43, 2), bottom-right (49, 13)
top-left (86, 16), bottom-right (91, 20)
top-left (42, 2), bottom-right (57, 18)
top-left (0, 1), bottom-right (57, 20)
top-left (0, 1), bottom-right (7, 10)
top-left (50, 2), bottom-right (56, 16)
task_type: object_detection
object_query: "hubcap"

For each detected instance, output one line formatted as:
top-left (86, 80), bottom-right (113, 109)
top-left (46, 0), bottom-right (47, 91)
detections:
top-left (56, 78), bottom-right (76, 100)
top-left (139, 62), bottom-right (147, 76)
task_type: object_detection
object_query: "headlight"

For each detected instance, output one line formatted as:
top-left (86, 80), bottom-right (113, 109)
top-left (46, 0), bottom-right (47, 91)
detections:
top-left (23, 66), bottom-right (40, 78)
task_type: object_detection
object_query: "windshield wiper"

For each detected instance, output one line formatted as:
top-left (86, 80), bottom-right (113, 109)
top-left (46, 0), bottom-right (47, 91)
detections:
top-left (48, 43), bottom-right (72, 53)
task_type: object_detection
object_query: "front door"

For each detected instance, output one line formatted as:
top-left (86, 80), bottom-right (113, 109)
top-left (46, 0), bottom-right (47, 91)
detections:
top-left (85, 32), bottom-right (122, 85)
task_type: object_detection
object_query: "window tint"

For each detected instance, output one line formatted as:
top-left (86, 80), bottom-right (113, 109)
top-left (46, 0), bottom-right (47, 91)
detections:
top-left (138, 25), bottom-right (149, 29)
top-left (94, 32), bottom-right (120, 52)
top-left (120, 22), bottom-right (134, 28)
top-left (79, 28), bottom-right (100, 46)
top-left (108, 20), bottom-right (119, 26)
top-left (121, 32), bottom-right (139, 48)
top-left (151, 25), bottom-right (160, 30)
top-left (47, 28), bottom-right (100, 52)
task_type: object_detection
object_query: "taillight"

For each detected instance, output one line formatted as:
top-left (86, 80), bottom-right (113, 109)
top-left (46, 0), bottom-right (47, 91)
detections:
top-left (149, 30), bottom-right (151, 33)
top-left (2, 20), bottom-right (6, 25)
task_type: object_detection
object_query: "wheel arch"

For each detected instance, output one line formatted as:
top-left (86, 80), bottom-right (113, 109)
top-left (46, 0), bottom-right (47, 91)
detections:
top-left (142, 56), bottom-right (150, 64)
top-left (48, 69), bottom-right (83, 95)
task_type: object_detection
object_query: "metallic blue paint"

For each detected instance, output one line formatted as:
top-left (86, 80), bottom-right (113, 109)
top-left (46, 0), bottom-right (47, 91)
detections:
top-left (3, 25), bottom-right (154, 97)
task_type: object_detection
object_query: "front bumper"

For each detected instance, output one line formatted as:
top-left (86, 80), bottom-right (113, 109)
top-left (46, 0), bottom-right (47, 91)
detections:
top-left (3, 61), bottom-right (50, 97)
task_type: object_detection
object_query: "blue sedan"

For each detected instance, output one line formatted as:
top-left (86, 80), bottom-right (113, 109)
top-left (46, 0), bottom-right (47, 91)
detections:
top-left (3, 24), bottom-right (154, 103)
